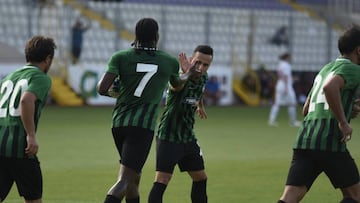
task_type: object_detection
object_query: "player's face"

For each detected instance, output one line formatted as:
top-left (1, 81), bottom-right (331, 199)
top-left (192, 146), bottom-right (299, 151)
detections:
top-left (190, 52), bottom-right (213, 75)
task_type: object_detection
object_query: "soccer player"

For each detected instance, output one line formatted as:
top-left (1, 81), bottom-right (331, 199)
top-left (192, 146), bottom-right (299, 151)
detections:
top-left (277, 25), bottom-right (360, 203)
top-left (97, 18), bottom-right (198, 203)
top-left (0, 36), bottom-right (56, 203)
top-left (148, 45), bottom-right (213, 203)
top-left (268, 52), bottom-right (301, 127)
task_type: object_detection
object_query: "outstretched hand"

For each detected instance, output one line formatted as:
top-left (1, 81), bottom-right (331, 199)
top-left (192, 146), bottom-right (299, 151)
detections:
top-left (179, 54), bottom-right (201, 81)
top-left (178, 52), bottom-right (191, 73)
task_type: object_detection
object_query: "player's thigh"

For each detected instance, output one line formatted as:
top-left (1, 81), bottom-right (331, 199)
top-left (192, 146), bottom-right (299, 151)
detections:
top-left (285, 150), bottom-right (322, 190)
top-left (178, 141), bottom-right (205, 173)
top-left (155, 139), bottom-right (183, 174)
top-left (113, 127), bottom-right (154, 173)
top-left (274, 83), bottom-right (285, 104)
top-left (286, 88), bottom-right (297, 105)
top-left (0, 157), bottom-right (15, 201)
top-left (13, 158), bottom-right (42, 201)
top-left (324, 151), bottom-right (360, 189)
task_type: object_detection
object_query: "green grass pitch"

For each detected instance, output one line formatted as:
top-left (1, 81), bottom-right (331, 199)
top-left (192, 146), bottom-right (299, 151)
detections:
top-left (5, 105), bottom-right (360, 202)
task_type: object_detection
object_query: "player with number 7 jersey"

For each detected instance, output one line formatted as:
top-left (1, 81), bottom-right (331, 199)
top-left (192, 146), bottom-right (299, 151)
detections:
top-left (106, 48), bottom-right (183, 131)
top-left (96, 18), bottom-right (197, 203)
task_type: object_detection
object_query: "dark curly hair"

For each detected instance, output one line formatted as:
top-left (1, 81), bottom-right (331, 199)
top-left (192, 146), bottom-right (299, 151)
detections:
top-left (25, 35), bottom-right (56, 63)
top-left (131, 18), bottom-right (159, 55)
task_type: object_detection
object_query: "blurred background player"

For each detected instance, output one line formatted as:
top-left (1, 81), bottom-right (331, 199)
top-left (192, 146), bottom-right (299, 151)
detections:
top-left (97, 17), bottom-right (198, 203)
top-left (71, 17), bottom-right (91, 64)
top-left (268, 52), bottom-right (301, 127)
top-left (277, 25), bottom-right (360, 203)
top-left (148, 45), bottom-right (213, 203)
top-left (204, 75), bottom-right (221, 106)
top-left (0, 35), bottom-right (56, 203)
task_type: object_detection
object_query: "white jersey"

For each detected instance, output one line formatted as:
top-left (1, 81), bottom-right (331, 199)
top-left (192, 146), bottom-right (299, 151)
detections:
top-left (275, 60), bottom-right (296, 105)
top-left (277, 60), bottom-right (293, 89)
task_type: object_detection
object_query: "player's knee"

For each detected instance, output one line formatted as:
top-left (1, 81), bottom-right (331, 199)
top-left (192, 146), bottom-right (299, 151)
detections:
top-left (340, 197), bottom-right (358, 203)
top-left (155, 172), bottom-right (172, 185)
top-left (189, 170), bottom-right (207, 182)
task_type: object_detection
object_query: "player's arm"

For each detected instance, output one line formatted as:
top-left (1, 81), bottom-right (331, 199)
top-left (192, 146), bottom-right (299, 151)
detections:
top-left (171, 62), bottom-right (201, 91)
top-left (20, 91), bottom-right (39, 156)
top-left (197, 97), bottom-right (207, 119)
top-left (97, 72), bottom-right (118, 97)
top-left (302, 96), bottom-right (311, 116)
top-left (323, 74), bottom-right (352, 142)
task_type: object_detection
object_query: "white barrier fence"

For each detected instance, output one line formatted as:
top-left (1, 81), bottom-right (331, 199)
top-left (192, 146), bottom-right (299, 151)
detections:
top-left (0, 63), bottom-right (234, 106)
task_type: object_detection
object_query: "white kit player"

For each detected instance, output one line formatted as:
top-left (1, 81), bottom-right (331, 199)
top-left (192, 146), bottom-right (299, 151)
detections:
top-left (268, 52), bottom-right (301, 127)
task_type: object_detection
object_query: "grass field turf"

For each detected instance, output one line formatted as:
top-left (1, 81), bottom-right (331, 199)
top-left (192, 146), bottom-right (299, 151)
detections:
top-left (5, 105), bottom-right (360, 203)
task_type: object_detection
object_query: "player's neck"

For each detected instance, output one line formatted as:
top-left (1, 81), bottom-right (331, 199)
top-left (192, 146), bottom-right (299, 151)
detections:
top-left (340, 54), bottom-right (359, 64)
top-left (26, 62), bottom-right (45, 72)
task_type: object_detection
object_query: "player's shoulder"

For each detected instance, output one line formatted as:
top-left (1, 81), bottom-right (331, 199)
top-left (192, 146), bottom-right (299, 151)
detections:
top-left (108, 48), bottom-right (134, 60)
top-left (156, 50), bottom-right (177, 60)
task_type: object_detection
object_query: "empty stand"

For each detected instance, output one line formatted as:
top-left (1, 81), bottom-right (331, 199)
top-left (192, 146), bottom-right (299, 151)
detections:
top-left (0, 0), bottom-right (347, 72)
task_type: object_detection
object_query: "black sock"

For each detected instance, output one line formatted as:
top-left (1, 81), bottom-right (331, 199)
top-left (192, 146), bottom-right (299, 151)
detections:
top-left (340, 197), bottom-right (358, 203)
top-left (104, 195), bottom-right (121, 203)
top-left (191, 180), bottom-right (207, 203)
top-left (148, 182), bottom-right (167, 203)
top-left (278, 201), bottom-right (286, 203)
top-left (126, 196), bottom-right (139, 203)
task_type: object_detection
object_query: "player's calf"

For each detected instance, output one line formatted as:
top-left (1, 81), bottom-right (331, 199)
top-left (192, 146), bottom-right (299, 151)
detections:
top-left (191, 179), bottom-right (207, 203)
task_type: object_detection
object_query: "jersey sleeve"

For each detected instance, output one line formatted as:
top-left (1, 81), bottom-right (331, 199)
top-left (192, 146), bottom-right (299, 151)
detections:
top-left (27, 74), bottom-right (51, 102)
top-left (169, 60), bottom-right (182, 87)
top-left (106, 52), bottom-right (122, 75)
top-left (336, 64), bottom-right (360, 89)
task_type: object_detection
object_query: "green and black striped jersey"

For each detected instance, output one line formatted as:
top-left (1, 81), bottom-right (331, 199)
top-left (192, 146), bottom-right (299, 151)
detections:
top-left (294, 58), bottom-right (360, 152)
top-left (0, 66), bottom-right (51, 158)
top-left (157, 74), bottom-right (208, 143)
top-left (106, 48), bottom-right (182, 131)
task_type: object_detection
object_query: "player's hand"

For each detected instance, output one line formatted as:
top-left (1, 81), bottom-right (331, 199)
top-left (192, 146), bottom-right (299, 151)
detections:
top-left (351, 99), bottom-right (360, 118)
top-left (25, 135), bottom-right (39, 156)
top-left (108, 77), bottom-right (120, 98)
top-left (338, 122), bottom-right (352, 143)
top-left (180, 62), bottom-right (201, 81)
top-left (178, 52), bottom-right (191, 73)
top-left (197, 107), bottom-right (207, 119)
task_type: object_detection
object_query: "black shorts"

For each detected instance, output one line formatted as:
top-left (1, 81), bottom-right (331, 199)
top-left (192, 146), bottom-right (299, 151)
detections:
top-left (155, 138), bottom-right (205, 173)
top-left (286, 149), bottom-right (360, 189)
top-left (112, 126), bottom-right (154, 173)
top-left (0, 156), bottom-right (42, 201)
